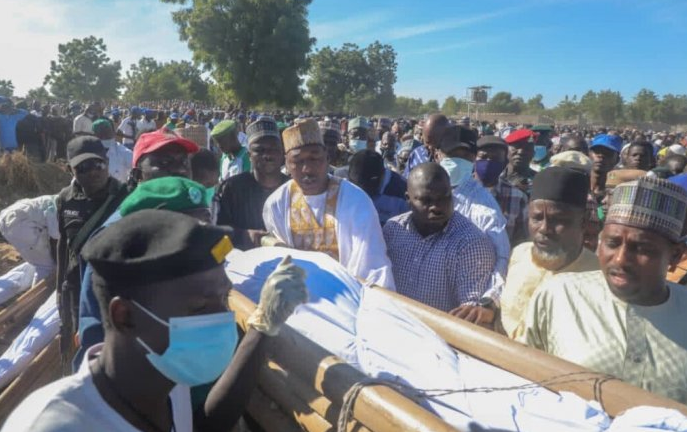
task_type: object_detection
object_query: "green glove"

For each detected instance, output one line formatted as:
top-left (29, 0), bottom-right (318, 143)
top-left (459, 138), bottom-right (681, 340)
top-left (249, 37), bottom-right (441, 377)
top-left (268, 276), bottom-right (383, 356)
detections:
top-left (247, 255), bottom-right (308, 336)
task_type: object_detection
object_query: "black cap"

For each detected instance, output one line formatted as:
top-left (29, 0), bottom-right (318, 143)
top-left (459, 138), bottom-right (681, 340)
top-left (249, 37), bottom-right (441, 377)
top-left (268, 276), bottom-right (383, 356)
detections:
top-left (67, 136), bottom-right (107, 168)
top-left (477, 135), bottom-right (507, 150)
top-left (531, 166), bottom-right (590, 208)
top-left (82, 209), bottom-right (233, 287)
top-left (440, 125), bottom-right (477, 153)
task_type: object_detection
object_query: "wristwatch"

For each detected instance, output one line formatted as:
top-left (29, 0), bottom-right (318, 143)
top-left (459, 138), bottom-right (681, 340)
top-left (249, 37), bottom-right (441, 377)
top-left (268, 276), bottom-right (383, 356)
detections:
top-left (478, 297), bottom-right (496, 310)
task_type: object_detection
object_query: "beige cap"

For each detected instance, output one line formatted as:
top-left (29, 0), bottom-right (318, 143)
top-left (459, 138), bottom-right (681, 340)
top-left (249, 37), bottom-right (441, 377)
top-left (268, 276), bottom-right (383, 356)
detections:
top-left (549, 150), bottom-right (592, 174)
top-left (283, 119), bottom-right (324, 153)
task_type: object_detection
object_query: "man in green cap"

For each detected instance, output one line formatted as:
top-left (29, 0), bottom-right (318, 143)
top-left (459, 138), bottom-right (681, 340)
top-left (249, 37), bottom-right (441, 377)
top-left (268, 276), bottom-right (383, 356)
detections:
top-left (77, 176), bottom-right (216, 361)
top-left (5, 209), bottom-right (308, 432)
top-left (212, 119), bottom-right (250, 181)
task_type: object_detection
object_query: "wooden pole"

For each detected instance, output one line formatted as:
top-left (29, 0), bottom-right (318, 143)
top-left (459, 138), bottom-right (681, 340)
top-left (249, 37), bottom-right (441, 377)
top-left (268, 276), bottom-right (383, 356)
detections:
top-left (229, 291), bottom-right (463, 432)
top-left (373, 288), bottom-right (687, 417)
top-left (246, 388), bottom-right (302, 432)
top-left (0, 278), bottom-right (53, 349)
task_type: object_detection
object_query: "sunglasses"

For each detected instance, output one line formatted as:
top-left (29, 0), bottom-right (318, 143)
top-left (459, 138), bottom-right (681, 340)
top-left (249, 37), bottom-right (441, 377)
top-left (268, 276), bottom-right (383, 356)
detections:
top-left (75, 159), bottom-right (106, 175)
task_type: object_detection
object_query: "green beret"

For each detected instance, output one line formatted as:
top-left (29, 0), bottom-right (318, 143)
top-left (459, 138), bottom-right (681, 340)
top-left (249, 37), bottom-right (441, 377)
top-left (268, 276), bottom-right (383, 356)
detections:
top-left (82, 209), bottom-right (233, 287)
top-left (92, 119), bottom-right (112, 132)
top-left (119, 177), bottom-right (210, 217)
top-left (348, 117), bottom-right (369, 131)
top-left (210, 120), bottom-right (237, 138)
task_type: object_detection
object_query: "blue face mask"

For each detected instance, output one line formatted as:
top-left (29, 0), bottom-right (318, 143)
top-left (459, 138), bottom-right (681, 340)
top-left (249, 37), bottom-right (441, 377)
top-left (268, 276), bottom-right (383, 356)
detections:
top-left (349, 139), bottom-right (368, 153)
top-left (533, 145), bottom-right (548, 162)
top-left (133, 300), bottom-right (238, 386)
top-left (204, 185), bottom-right (216, 206)
top-left (439, 157), bottom-right (474, 187)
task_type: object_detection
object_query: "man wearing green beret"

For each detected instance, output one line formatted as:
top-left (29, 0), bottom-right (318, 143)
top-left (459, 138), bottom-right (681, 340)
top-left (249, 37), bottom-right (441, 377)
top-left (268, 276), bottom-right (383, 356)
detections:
top-left (212, 119), bottom-right (250, 181)
top-left (77, 177), bottom-right (215, 362)
top-left (5, 209), bottom-right (308, 432)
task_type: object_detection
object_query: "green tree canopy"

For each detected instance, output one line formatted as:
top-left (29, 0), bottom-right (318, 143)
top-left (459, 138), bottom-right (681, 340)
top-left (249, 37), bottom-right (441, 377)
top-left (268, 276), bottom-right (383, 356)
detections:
top-left (523, 94), bottom-right (545, 114)
top-left (627, 89), bottom-right (661, 123)
top-left (423, 99), bottom-right (439, 113)
top-left (123, 57), bottom-right (208, 102)
top-left (162, 0), bottom-right (313, 107)
top-left (307, 41), bottom-right (397, 115)
top-left (391, 96), bottom-right (424, 117)
top-left (441, 96), bottom-right (466, 115)
top-left (486, 92), bottom-right (524, 114)
top-left (0, 80), bottom-right (14, 97)
top-left (44, 36), bottom-right (122, 101)
top-left (25, 87), bottom-right (51, 102)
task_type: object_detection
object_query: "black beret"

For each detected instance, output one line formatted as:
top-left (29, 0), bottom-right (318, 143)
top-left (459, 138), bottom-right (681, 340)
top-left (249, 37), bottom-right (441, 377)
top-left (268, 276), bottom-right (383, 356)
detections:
top-left (531, 166), bottom-right (590, 208)
top-left (477, 135), bottom-right (507, 150)
top-left (82, 209), bottom-right (232, 287)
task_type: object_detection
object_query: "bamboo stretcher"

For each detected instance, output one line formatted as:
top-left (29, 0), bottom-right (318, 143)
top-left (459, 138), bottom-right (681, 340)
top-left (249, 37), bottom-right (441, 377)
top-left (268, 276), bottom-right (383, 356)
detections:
top-left (229, 285), bottom-right (687, 432)
top-left (0, 278), bottom-right (53, 351)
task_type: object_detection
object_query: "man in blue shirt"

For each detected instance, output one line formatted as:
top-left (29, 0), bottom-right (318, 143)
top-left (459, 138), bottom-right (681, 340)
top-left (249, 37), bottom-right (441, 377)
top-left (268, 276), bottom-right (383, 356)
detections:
top-left (0, 97), bottom-right (28, 152)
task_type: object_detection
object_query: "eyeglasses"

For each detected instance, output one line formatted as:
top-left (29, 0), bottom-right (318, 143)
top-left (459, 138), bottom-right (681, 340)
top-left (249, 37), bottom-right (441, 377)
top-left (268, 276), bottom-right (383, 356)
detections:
top-left (75, 159), bottom-right (106, 175)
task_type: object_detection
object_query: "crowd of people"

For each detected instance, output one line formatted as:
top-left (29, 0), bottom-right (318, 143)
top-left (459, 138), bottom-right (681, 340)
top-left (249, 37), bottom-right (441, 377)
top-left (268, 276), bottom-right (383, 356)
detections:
top-left (2, 94), bottom-right (687, 430)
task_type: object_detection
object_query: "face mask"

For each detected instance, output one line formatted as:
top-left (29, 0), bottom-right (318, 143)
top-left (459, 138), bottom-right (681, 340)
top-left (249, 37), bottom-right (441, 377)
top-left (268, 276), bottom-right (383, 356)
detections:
top-left (133, 300), bottom-right (237, 386)
top-left (474, 159), bottom-right (507, 186)
top-left (349, 139), bottom-right (367, 153)
top-left (439, 157), bottom-right (474, 187)
top-left (533, 145), bottom-right (548, 162)
top-left (204, 185), bottom-right (216, 206)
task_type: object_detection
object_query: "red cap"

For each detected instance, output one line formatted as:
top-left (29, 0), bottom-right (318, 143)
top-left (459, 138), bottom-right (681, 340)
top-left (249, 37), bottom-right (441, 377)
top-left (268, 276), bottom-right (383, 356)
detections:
top-left (133, 130), bottom-right (199, 167)
top-left (505, 129), bottom-right (536, 145)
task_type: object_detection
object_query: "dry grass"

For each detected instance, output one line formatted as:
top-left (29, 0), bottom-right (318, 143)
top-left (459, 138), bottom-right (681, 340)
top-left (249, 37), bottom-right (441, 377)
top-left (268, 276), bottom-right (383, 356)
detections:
top-left (0, 153), bottom-right (71, 210)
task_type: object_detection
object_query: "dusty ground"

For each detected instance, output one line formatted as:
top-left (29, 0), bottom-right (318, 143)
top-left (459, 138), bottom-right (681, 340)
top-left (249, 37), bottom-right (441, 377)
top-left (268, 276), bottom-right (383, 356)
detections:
top-left (0, 153), bottom-right (72, 210)
top-left (0, 243), bottom-right (21, 276)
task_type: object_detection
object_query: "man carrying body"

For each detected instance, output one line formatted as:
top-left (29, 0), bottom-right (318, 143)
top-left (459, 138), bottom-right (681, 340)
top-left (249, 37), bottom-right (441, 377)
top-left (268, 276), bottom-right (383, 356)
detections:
top-left (500, 166), bottom-right (598, 339)
top-left (92, 119), bottom-right (133, 184)
top-left (474, 135), bottom-right (529, 246)
top-left (383, 163), bottom-right (495, 314)
top-left (501, 129), bottom-right (537, 195)
top-left (56, 137), bottom-right (129, 369)
top-left (521, 177), bottom-right (687, 404)
top-left (212, 120), bottom-right (250, 181)
top-left (216, 118), bottom-right (289, 250)
top-left (263, 119), bottom-right (395, 289)
top-left (436, 125), bottom-right (510, 320)
top-left (5, 209), bottom-right (307, 432)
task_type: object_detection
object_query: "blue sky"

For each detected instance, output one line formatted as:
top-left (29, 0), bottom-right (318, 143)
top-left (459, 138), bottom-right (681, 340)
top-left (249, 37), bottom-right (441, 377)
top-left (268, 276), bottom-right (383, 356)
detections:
top-left (2, 0), bottom-right (684, 107)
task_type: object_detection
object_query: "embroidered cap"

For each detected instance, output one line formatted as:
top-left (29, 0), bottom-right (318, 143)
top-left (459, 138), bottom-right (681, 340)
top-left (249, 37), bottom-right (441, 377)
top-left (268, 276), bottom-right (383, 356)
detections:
top-left (282, 119), bottom-right (324, 154)
top-left (246, 117), bottom-right (281, 145)
top-left (606, 176), bottom-right (687, 242)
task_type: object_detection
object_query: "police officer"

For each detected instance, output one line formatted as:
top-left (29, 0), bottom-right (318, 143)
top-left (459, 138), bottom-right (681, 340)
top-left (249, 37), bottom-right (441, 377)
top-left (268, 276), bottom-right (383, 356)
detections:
top-left (55, 136), bottom-right (128, 370)
top-left (4, 209), bottom-right (308, 432)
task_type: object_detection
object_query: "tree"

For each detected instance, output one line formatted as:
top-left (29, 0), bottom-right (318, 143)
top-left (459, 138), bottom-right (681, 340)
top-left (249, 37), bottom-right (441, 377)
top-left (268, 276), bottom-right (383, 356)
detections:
top-left (441, 96), bottom-right (466, 115)
top-left (486, 92), bottom-right (523, 114)
top-left (524, 94), bottom-right (545, 114)
top-left (658, 94), bottom-right (687, 125)
top-left (423, 99), bottom-right (440, 113)
top-left (578, 90), bottom-right (598, 120)
top-left (552, 95), bottom-right (579, 120)
top-left (123, 57), bottom-right (209, 102)
top-left (307, 42), bottom-right (397, 114)
top-left (163, 0), bottom-right (313, 107)
top-left (25, 87), bottom-right (51, 102)
top-left (627, 89), bottom-right (661, 122)
top-left (44, 36), bottom-right (121, 101)
top-left (0, 80), bottom-right (14, 97)
top-left (596, 90), bottom-right (624, 125)
top-left (392, 96), bottom-right (424, 116)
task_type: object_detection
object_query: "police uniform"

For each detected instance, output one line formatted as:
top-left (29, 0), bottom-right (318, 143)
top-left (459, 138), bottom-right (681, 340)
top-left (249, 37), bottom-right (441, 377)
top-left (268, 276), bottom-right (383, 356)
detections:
top-left (55, 137), bottom-right (128, 368)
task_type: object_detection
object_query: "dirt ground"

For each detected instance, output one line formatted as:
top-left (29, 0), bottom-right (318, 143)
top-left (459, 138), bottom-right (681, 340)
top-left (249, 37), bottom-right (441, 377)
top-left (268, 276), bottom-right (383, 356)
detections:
top-left (0, 153), bottom-right (72, 210)
top-left (0, 243), bottom-right (22, 275)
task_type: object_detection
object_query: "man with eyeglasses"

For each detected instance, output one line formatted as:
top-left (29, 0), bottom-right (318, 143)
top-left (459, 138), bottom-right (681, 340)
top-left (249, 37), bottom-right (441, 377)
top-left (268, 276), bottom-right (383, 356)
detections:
top-left (56, 136), bottom-right (129, 371)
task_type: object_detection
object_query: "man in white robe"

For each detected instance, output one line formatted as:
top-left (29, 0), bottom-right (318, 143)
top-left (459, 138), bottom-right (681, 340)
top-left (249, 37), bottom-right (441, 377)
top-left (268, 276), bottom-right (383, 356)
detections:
top-left (262, 119), bottom-right (395, 290)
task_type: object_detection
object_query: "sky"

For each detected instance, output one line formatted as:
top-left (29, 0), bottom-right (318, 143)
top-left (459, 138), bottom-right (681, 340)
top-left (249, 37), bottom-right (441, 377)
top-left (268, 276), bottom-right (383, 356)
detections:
top-left (1, 0), bottom-right (685, 108)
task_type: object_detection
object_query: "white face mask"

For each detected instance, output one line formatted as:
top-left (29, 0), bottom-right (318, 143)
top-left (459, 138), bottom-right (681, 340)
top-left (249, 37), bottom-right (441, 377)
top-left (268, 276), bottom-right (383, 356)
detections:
top-left (439, 157), bottom-right (474, 187)
top-left (349, 139), bottom-right (367, 153)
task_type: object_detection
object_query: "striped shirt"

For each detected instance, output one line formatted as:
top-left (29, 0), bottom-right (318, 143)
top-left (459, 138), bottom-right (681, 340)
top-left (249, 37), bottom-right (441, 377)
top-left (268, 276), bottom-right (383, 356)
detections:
top-left (489, 178), bottom-right (529, 245)
top-left (383, 211), bottom-right (495, 312)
